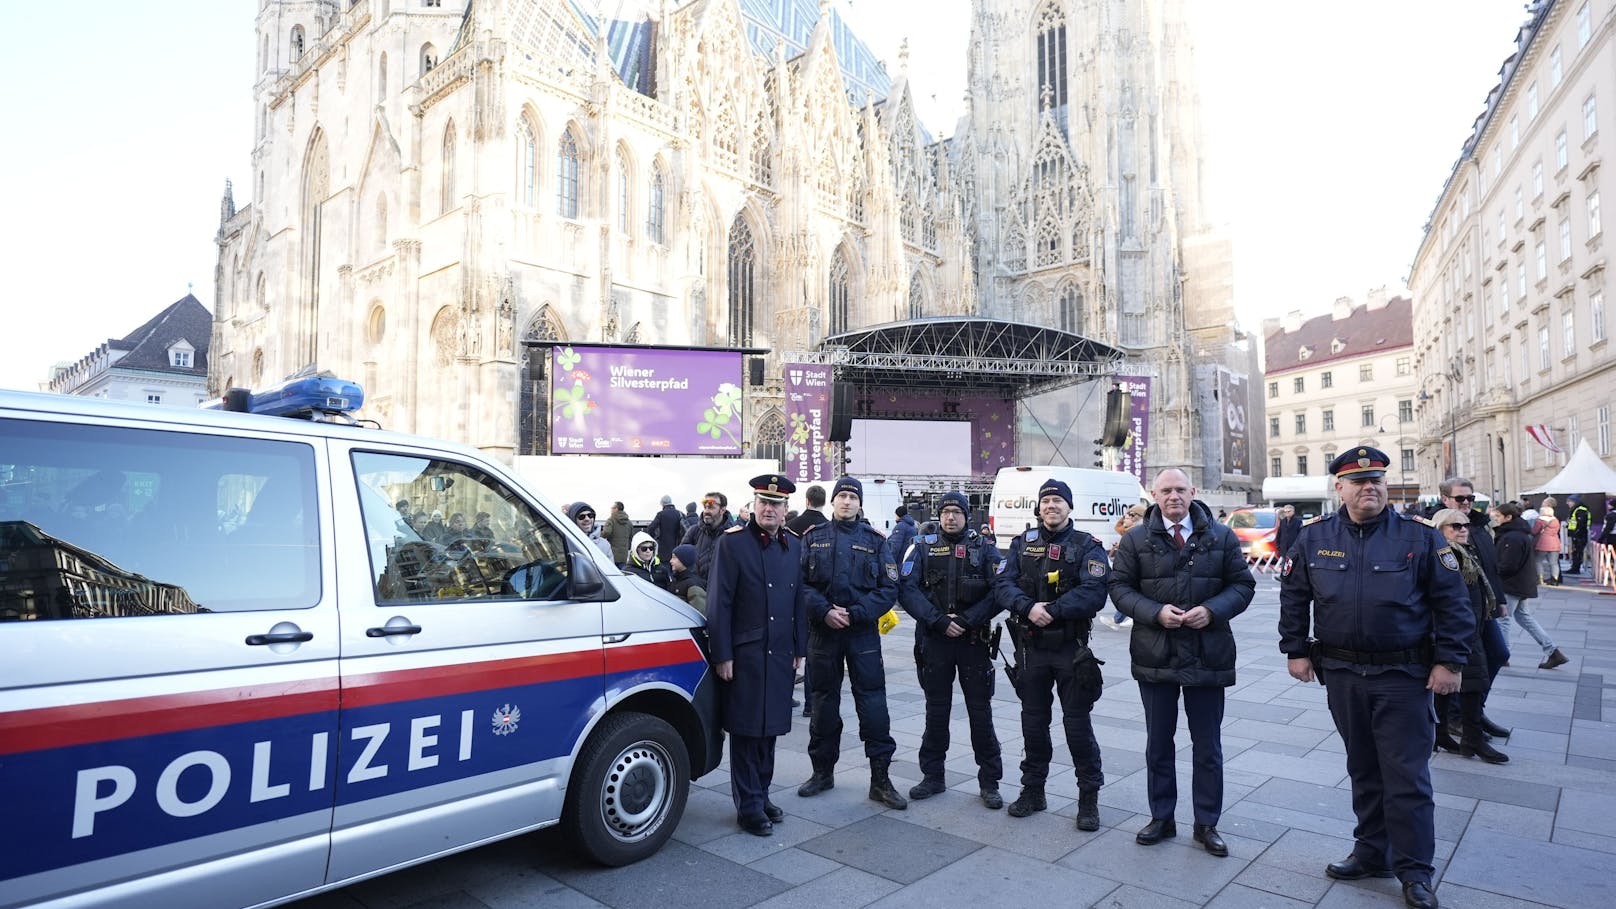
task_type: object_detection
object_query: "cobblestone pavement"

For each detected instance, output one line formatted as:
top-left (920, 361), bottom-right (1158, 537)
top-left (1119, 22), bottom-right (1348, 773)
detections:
top-left (292, 570), bottom-right (1615, 909)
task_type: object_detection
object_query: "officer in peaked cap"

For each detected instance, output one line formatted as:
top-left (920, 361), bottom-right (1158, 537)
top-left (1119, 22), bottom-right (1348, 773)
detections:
top-left (1278, 446), bottom-right (1473, 909)
top-left (706, 473), bottom-right (807, 836)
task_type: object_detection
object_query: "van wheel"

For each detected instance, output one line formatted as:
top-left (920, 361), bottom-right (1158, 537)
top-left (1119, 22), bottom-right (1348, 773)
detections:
top-left (563, 712), bottom-right (689, 866)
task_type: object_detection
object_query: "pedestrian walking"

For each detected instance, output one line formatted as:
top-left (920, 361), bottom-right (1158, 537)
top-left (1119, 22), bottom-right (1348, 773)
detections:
top-left (706, 475), bottom-right (808, 837)
top-left (896, 490), bottom-right (1005, 809)
top-left (796, 476), bottom-right (907, 810)
top-left (1109, 468), bottom-right (1254, 856)
top-left (1493, 502), bottom-right (1571, 669)
top-left (1278, 447), bottom-right (1474, 909)
top-left (995, 477), bottom-right (1111, 831)
top-left (1534, 501), bottom-right (1562, 585)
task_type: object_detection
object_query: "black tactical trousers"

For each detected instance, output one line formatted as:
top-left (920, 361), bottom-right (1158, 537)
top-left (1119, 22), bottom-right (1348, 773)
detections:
top-left (806, 628), bottom-right (896, 769)
top-left (1018, 639), bottom-right (1104, 791)
top-left (915, 630), bottom-right (1002, 787)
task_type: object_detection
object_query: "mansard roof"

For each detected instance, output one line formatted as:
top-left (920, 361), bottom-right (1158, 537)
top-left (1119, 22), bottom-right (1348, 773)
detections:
top-left (111, 294), bottom-right (213, 375)
top-left (1263, 297), bottom-right (1413, 375)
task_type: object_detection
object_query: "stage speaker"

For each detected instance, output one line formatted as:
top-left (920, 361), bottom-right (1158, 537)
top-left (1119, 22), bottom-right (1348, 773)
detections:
top-left (1100, 386), bottom-right (1129, 447)
top-left (828, 382), bottom-right (854, 442)
top-left (749, 357), bottom-right (765, 386)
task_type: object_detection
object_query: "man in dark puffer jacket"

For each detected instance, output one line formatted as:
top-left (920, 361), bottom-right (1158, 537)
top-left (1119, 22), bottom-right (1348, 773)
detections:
top-left (1109, 468), bottom-right (1255, 857)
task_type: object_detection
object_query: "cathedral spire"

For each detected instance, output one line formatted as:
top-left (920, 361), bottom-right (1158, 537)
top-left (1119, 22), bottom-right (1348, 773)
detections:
top-left (219, 179), bottom-right (236, 226)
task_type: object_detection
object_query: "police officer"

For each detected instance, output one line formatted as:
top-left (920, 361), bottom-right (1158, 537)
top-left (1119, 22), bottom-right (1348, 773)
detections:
top-left (897, 490), bottom-right (1005, 809)
top-left (996, 477), bottom-right (1111, 830)
top-left (707, 475), bottom-right (808, 837)
top-left (1278, 447), bottom-right (1473, 909)
top-left (796, 476), bottom-right (907, 809)
top-left (1567, 494), bottom-right (1592, 574)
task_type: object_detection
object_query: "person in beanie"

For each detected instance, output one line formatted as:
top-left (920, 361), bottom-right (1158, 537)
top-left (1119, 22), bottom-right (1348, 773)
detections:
top-left (568, 502), bottom-right (614, 561)
top-left (995, 476), bottom-right (1112, 830)
top-left (669, 544), bottom-right (707, 614)
top-left (623, 531), bottom-right (671, 590)
top-left (888, 503), bottom-right (919, 563)
top-left (897, 489), bottom-right (1005, 809)
top-left (797, 475), bottom-right (907, 809)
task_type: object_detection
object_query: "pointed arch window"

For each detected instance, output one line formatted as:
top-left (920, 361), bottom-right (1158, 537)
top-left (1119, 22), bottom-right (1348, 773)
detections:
top-left (1058, 284), bottom-right (1083, 334)
top-left (291, 25), bottom-right (306, 61)
top-left (615, 148), bottom-right (631, 233)
top-left (441, 121), bottom-right (456, 213)
top-left (829, 250), bottom-right (852, 336)
top-left (519, 307), bottom-right (567, 456)
top-left (375, 194), bottom-right (388, 252)
top-left (1035, 218), bottom-right (1062, 267)
top-left (557, 129), bottom-right (580, 219)
top-left (728, 217), bottom-right (757, 346)
top-left (1035, 2), bottom-right (1068, 127)
top-left (908, 274), bottom-right (925, 319)
top-left (647, 164), bottom-right (666, 244)
top-left (517, 118), bottom-right (537, 207)
top-left (377, 53), bottom-right (387, 103)
top-left (420, 42), bottom-right (438, 75)
top-left (755, 410), bottom-right (787, 464)
top-left (751, 128), bottom-right (772, 186)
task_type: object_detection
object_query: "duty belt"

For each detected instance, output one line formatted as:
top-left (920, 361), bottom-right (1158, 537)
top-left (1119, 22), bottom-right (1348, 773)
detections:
top-left (1318, 644), bottom-right (1432, 665)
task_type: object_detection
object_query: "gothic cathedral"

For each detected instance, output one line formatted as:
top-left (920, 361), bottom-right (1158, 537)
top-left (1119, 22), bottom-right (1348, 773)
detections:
top-left (213, 0), bottom-right (1235, 483)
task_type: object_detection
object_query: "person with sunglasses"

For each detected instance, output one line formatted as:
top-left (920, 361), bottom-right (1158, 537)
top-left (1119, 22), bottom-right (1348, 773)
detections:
top-left (623, 531), bottom-right (671, 590)
top-left (1433, 478), bottom-right (1513, 736)
top-left (566, 501), bottom-right (614, 561)
top-left (1428, 510), bottom-right (1508, 764)
top-left (680, 491), bottom-right (736, 581)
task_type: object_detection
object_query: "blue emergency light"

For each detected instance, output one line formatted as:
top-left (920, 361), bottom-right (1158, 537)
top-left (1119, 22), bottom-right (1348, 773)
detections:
top-left (207, 376), bottom-right (365, 418)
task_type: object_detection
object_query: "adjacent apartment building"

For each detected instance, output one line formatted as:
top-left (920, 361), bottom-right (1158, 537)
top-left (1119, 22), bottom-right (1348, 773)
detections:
top-left (45, 294), bottom-right (213, 407)
top-left (1409, 0), bottom-right (1615, 500)
top-left (1262, 292), bottom-right (1419, 503)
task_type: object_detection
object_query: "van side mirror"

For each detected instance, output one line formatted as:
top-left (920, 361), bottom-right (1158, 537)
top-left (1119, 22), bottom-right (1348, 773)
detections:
top-left (569, 552), bottom-right (609, 599)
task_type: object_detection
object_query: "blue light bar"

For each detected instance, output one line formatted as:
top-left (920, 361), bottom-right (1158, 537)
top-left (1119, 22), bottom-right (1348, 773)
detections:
top-left (206, 376), bottom-right (365, 417)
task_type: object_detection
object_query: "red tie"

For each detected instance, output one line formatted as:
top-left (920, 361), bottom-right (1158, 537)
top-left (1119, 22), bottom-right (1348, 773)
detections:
top-left (1172, 524), bottom-right (1185, 550)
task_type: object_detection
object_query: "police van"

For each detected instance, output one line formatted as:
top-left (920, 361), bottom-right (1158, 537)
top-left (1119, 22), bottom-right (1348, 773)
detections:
top-left (0, 378), bottom-right (723, 909)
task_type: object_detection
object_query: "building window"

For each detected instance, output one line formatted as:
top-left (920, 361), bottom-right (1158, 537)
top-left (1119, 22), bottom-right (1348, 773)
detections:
top-left (1527, 83), bottom-right (1540, 120)
top-left (1395, 356), bottom-right (1410, 376)
top-left (1269, 416), bottom-right (1280, 438)
top-left (646, 165), bottom-right (666, 245)
top-left (1294, 413), bottom-right (1306, 435)
top-left (146, 393), bottom-right (163, 405)
top-left (829, 250), bottom-right (852, 336)
top-left (1536, 240), bottom-right (1548, 281)
top-left (1533, 160), bottom-right (1544, 198)
top-left (1557, 131), bottom-right (1569, 171)
top-left (1058, 284), bottom-right (1082, 334)
top-left (727, 216), bottom-right (757, 346)
top-left (1564, 309), bottom-right (1576, 354)
top-left (291, 25), bottom-right (305, 60)
top-left (1034, 2), bottom-right (1068, 124)
top-left (1559, 218), bottom-right (1572, 261)
top-left (615, 149), bottom-right (631, 233)
top-left (1592, 288), bottom-right (1607, 342)
top-left (517, 118), bottom-right (537, 207)
top-left (1510, 115), bottom-right (1520, 149)
top-left (440, 121), bottom-right (456, 213)
top-left (170, 350), bottom-right (192, 368)
top-left (1359, 364), bottom-right (1373, 382)
top-left (1293, 376), bottom-right (1304, 394)
top-left (1589, 190), bottom-right (1602, 237)
top-left (1578, 2), bottom-right (1592, 46)
top-left (1361, 404), bottom-right (1375, 428)
top-left (1402, 449), bottom-right (1416, 473)
top-left (1540, 323), bottom-right (1552, 370)
top-left (556, 130), bottom-right (580, 219)
top-left (1267, 381), bottom-right (1278, 399)
top-left (1297, 454), bottom-right (1309, 475)
top-left (1517, 261), bottom-right (1528, 296)
top-left (1321, 370), bottom-right (1333, 389)
top-left (420, 42), bottom-right (437, 74)
top-left (1585, 94), bottom-right (1598, 140)
top-left (1398, 399), bottom-right (1413, 422)
top-left (1601, 406), bottom-right (1611, 456)
top-left (1551, 45), bottom-right (1564, 87)
top-left (1322, 409), bottom-right (1335, 432)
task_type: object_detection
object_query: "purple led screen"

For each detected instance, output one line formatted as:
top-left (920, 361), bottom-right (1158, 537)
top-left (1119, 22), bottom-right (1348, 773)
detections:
top-left (550, 345), bottom-right (745, 455)
top-left (783, 364), bottom-right (835, 484)
top-left (851, 389), bottom-right (1016, 476)
top-left (1115, 376), bottom-right (1151, 488)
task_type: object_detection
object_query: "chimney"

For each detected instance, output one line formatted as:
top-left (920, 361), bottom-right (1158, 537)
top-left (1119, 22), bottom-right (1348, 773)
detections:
top-left (1281, 310), bottom-right (1304, 333)
top-left (1366, 286), bottom-right (1390, 310)
top-left (1332, 295), bottom-right (1355, 321)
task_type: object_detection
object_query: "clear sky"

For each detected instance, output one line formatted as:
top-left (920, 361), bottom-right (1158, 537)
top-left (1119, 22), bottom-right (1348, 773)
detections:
top-left (0, 0), bottom-right (1531, 392)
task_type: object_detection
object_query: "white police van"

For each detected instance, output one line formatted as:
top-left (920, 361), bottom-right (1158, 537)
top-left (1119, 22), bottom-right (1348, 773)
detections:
top-left (0, 378), bottom-right (723, 909)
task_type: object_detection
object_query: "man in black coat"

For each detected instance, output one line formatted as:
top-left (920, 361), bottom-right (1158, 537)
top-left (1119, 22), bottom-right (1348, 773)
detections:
top-left (1274, 505), bottom-right (1303, 562)
top-left (786, 484), bottom-right (828, 537)
top-left (1109, 468), bottom-right (1255, 857)
top-left (681, 491), bottom-right (737, 580)
top-left (649, 495), bottom-right (685, 561)
top-left (707, 475), bottom-right (808, 837)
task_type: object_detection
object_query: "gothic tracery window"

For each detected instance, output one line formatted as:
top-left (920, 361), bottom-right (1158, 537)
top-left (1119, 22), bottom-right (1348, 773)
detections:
top-left (557, 129), bottom-right (580, 219)
top-left (1058, 284), bottom-right (1083, 335)
top-left (755, 410), bottom-right (786, 464)
top-left (728, 217), bottom-right (757, 345)
top-left (647, 163), bottom-right (666, 244)
top-left (1035, 218), bottom-right (1061, 267)
top-left (829, 249), bottom-right (852, 336)
top-left (519, 307), bottom-right (567, 456)
top-left (615, 148), bottom-right (631, 233)
top-left (908, 274), bottom-right (925, 319)
top-left (517, 117), bottom-right (537, 207)
top-left (441, 121), bottom-right (456, 213)
top-left (291, 25), bottom-right (305, 60)
top-left (1035, 2), bottom-right (1068, 127)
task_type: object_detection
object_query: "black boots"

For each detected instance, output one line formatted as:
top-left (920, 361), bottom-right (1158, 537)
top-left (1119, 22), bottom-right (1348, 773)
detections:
top-left (1460, 735), bottom-right (1510, 764)
top-left (1479, 714), bottom-right (1511, 739)
top-left (1434, 723), bottom-right (1464, 754)
top-left (908, 777), bottom-right (947, 801)
top-left (1007, 788), bottom-right (1047, 817)
top-left (868, 758), bottom-right (908, 809)
top-left (1076, 788), bottom-right (1100, 831)
top-left (797, 770), bottom-right (834, 798)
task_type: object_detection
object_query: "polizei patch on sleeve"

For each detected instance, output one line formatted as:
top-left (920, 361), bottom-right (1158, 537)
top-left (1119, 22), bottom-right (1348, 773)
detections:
top-left (1087, 559), bottom-right (1106, 578)
top-left (1438, 547), bottom-right (1460, 571)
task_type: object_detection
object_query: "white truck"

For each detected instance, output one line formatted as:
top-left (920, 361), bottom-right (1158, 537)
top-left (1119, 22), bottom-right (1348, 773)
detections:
top-left (988, 466), bottom-right (1148, 551)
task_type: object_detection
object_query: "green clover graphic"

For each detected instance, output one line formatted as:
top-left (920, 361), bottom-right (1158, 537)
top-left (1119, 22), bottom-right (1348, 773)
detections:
top-left (556, 346), bottom-right (580, 371)
top-left (553, 382), bottom-right (589, 419)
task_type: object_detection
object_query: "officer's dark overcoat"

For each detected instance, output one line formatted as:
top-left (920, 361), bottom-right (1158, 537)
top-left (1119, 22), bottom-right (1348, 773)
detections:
top-left (707, 520), bottom-right (808, 737)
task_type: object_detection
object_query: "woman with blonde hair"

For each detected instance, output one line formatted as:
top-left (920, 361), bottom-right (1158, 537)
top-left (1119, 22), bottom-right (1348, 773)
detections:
top-left (1534, 500), bottom-right (1562, 586)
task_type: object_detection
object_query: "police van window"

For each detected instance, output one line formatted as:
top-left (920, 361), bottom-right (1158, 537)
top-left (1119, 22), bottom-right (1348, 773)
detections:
top-left (352, 452), bottom-right (571, 604)
top-left (0, 419), bottom-right (320, 621)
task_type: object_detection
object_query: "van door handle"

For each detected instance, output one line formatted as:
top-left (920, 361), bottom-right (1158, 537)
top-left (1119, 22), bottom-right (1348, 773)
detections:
top-left (246, 630), bottom-right (315, 646)
top-left (366, 624), bottom-right (423, 637)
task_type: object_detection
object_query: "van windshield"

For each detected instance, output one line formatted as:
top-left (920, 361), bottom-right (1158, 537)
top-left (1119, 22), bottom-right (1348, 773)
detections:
top-left (1230, 510), bottom-right (1276, 530)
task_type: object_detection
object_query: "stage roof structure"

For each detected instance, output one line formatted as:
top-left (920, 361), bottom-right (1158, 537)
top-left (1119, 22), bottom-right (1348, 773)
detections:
top-left (785, 317), bottom-right (1128, 395)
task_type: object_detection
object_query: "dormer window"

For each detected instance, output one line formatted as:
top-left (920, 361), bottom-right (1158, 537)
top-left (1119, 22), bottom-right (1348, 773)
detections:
top-left (169, 341), bottom-right (195, 369)
top-left (1330, 337), bottom-right (1346, 354)
top-left (1298, 345), bottom-right (1313, 361)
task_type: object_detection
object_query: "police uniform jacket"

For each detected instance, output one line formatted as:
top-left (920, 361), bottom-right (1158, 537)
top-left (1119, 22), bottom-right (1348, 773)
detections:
top-left (897, 525), bottom-right (1003, 634)
top-left (1278, 506), bottom-right (1473, 674)
top-left (1569, 503), bottom-right (1592, 537)
top-left (707, 519), bottom-right (808, 737)
top-left (1493, 516), bottom-right (1540, 599)
top-left (995, 520), bottom-right (1110, 627)
top-left (1108, 500), bottom-right (1255, 687)
top-left (800, 518), bottom-right (898, 631)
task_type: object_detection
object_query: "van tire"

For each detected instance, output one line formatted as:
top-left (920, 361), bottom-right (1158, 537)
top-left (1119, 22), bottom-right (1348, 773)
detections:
top-left (563, 711), bottom-right (689, 866)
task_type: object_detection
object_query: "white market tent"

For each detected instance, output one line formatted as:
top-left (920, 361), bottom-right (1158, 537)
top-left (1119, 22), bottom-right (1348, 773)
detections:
top-left (1522, 439), bottom-right (1616, 494)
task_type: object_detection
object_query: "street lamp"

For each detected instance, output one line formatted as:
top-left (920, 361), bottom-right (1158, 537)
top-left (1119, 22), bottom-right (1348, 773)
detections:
top-left (1378, 415), bottom-right (1413, 502)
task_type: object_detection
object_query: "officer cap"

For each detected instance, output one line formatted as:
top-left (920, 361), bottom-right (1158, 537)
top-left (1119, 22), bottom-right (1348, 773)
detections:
top-left (1038, 478), bottom-right (1074, 507)
top-left (832, 476), bottom-right (863, 502)
top-left (1568, 494), bottom-right (1581, 504)
top-left (938, 490), bottom-right (970, 516)
top-left (749, 474), bottom-right (795, 503)
top-left (1329, 447), bottom-right (1389, 480)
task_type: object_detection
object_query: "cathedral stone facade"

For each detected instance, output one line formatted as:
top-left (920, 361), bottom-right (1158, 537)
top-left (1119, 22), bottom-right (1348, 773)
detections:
top-left (214, 0), bottom-right (1237, 485)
